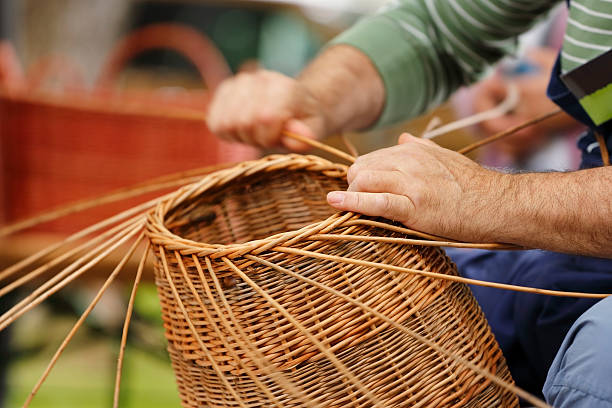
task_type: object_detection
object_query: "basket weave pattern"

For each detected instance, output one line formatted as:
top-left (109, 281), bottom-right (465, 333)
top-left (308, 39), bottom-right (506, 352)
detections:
top-left (146, 154), bottom-right (518, 407)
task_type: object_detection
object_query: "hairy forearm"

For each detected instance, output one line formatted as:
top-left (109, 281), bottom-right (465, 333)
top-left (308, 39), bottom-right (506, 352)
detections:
top-left (298, 45), bottom-right (385, 136)
top-left (489, 168), bottom-right (612, 257)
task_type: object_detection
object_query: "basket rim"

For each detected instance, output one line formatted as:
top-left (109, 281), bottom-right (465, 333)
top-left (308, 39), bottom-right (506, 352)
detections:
top-left (145, 154), bottom-right (354, 256)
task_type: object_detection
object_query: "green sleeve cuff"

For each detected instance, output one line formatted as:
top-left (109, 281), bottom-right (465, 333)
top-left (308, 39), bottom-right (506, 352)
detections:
top-left (329, 15), bottom-right (428, 129)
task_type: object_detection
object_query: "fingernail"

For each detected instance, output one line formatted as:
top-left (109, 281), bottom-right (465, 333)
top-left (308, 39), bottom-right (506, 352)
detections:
top-left (327, 192), bottom-right (345, 205)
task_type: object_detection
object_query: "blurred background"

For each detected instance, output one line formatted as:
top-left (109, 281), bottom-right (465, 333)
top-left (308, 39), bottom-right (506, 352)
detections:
top-left (0, 1), bottom-right (584, 407)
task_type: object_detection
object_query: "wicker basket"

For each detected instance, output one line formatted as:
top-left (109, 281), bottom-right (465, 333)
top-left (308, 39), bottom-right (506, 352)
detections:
top-left (146, 154), bottom-right (518, 407)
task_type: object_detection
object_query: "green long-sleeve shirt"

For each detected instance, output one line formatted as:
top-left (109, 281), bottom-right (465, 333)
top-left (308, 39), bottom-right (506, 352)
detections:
top-left (330, 0), bottom-right (612, 128)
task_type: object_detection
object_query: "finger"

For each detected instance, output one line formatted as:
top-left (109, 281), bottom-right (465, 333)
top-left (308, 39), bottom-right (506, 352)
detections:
top-left (327, 191), bottom-right (415, 223)
top-left (207, 81), bottom-right (238, 140)
top-left (347, 170), bottom-right (405, 195)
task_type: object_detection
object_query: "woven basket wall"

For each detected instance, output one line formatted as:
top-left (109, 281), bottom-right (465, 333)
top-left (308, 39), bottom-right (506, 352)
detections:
top-left (146, 154), bottom-right (519, 408)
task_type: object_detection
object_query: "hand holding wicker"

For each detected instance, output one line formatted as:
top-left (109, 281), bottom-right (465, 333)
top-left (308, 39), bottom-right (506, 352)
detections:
top-left (328, 133), bottom-right (505, 243)
top-left (207, 69), bottom-right (326, 150)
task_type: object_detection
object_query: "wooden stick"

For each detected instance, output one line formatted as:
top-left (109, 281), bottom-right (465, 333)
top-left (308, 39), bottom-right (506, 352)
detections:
top-left (458, 109), bottom-right (563, 155)
top-left (23, 233), bottom-right (145, 408)
top-left (112, 242), bottom-right (150, 408)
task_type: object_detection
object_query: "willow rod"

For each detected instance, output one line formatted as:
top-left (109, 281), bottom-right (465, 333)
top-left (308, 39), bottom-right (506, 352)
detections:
top-left (23, 232), bottom-right (145, 408)
top-left (246, 254), bottom-right (551, 408)
top-left (458, 108), bottom-right (564, 155)
top-left (112, 242), bottom-right (149, 408)
top-left (222, 256), bottom-right (385, 407)
top-left (273, 246), bottom-right (610, 299)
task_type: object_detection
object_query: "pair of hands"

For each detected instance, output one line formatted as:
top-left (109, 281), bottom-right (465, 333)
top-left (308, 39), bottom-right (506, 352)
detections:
top-left (208, 70), bottom-right (505, 243)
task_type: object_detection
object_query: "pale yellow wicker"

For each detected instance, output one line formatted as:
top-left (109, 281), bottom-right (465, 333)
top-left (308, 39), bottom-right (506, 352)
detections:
top-left (146, 154), bottom-right (519, 408)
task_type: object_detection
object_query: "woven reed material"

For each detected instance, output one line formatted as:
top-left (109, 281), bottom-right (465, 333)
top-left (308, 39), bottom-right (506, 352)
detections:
top-left (146, 154), bottom-right (519, 407)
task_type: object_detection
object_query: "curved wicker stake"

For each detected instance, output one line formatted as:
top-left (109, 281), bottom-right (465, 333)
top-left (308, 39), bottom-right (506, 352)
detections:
top-left (283, 130), bottom-right (356, 163)
top-left (274, 247), bottom-right (610, 299)
top-left (221, 257), bottom-right (385, 407)
top-left (158, 247), bottom-right (249, 408)
top-left (0, 221), bottom-right (144, 331)
top-left (175, 254), bottom-right (307, 408)
top-left (0, 162), bottom-right (234, 238)
top-left (23, 232), bottom-right (145, 408)
top-left (113, 242), bottom-right (150, 408)
top-left (595, 132), bottom-right (610, 166)
top-left (458, 108), bottom-right (563, 155)
top-left (340, 133), bottom-right (360, 158)
top-left (200, 257), bottom-right (318, 408)
top-left (421, 116), bottom-right (442, 138)
top-left (246, 254), bottom-right (552, 408)
top-left (0, 196), bottom-right (156, 283)
top-left (0, 215), bottom-right (144, 298)
top-left (309, 233), bottom-right (521, 250)
top-left (423, 83), bottom-right (519, 140)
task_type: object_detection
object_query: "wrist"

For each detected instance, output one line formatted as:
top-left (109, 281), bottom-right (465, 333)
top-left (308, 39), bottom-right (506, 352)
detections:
top-left (298, 45), bottom-right (385, 136)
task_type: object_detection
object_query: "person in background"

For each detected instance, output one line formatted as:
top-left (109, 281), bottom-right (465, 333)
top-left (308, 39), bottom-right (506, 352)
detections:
top-left (469, 6), bottom-right (584, 170)
top-left (208, 1), bottom-right (612, 407)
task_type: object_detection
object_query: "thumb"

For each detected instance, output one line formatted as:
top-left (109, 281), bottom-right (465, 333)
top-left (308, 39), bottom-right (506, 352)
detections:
top-left (327, 191), bottom-right (415, 224)
top-left (281, 118), bottom-right (321, 152)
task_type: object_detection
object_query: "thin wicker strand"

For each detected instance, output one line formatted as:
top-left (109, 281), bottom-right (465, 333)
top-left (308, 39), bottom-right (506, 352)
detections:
top-left (0, 219), bottom-right (143, 323)
top-left (273, 246), bottom-right (609, 299)
top-left (159, 247), bottom-right (249, 408)
top-left (0, 196), bottom-right (156, 283)
top-left (283, 130), bottom-right (356, 163)
top-left (177, 254), bottom-right (299, 408)
top-left (340, 133), bottom-right (360, 158)
top-left (308, 233), bottom-right (520, 250)
top-left (200, 257), bottom-right (319, 408)
top-left (222, 256), bottom-right (385, 407)
top-left (23, 232), bottom-right (145, 408)
top-left (113, 242), bottom-right (150, 408)
top-left (458, 109), bottom-right (563, 155)
top-left (423, 83), bottom-right (519, 140)
top-left (595, 132), bottom-right (610, 166)
top-left (0, 215), bottom-right (144, 298)
top-left (421, 116), bottom-right (442, 138)
top-left (0, 163), bottom-right (233, 238)
top-left (0, 222), bottom-right (144, 331)
top-left (246, 254), bottom-right (551, 408)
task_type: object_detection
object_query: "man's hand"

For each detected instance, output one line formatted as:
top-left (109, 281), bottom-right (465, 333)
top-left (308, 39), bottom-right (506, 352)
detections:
top-left (473, 48), bottom-right (579, 159)
top-left (327, 134), bottom-right (507, 242)
top-left (207, 70), bottom-right (328, 151)
top-left (207, 45), bottom-right (385, 151)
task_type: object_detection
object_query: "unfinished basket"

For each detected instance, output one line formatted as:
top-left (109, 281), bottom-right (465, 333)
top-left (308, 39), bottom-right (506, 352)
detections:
top-left (146, 154), bottom-right (519, 408)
